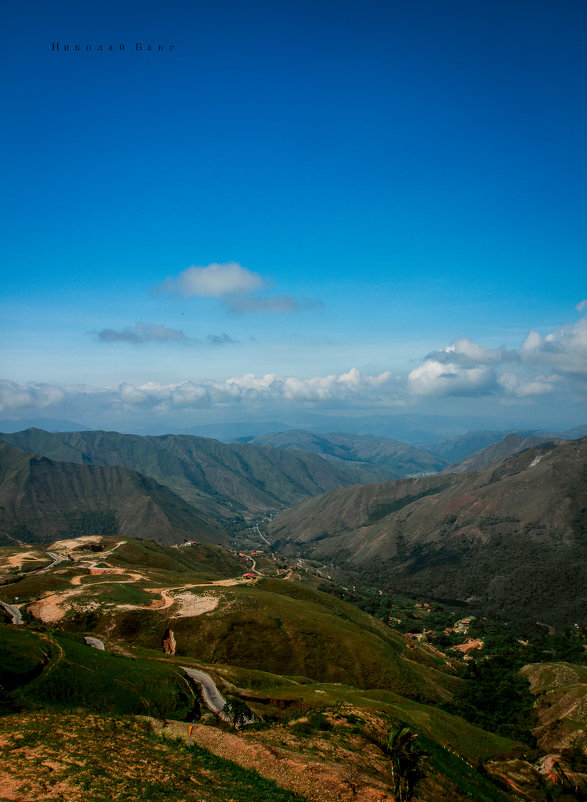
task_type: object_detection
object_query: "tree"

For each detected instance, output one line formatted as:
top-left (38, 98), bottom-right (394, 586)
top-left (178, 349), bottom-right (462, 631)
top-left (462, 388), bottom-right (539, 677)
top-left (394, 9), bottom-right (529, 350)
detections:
top-left (222, 699), bottom-right (253, 728)
top-left (386, 727), bottom-right (428, 802)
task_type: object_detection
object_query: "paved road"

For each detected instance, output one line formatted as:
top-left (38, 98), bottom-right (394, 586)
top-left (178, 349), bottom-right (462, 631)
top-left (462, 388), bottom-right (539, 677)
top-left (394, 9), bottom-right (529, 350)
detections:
top-left (0, 600), bottom-right (23, 625)
top-left (182, 666), bottom-right (255, 727)
top-left (84, 636), bottom-right (105, 650)
top-left (37, 551), bottom-right (68, 573)
top-left (253, 524), bottom-right (271, 547)
top-left (182, 667), bottom-right (228, 717)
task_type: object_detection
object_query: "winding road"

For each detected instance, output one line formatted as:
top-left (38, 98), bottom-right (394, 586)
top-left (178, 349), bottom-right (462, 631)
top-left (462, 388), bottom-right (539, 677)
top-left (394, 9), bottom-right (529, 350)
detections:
top-left (182, 666), bottom-right (255, 727)
top-left (37, 551), bottom-right (68, 574)
top-left (253, 524), bottom-right (271, 547)
top-left (182, 667), bottom-right (228, 717)
top-left (0, 600), bottom-right (23, 625)
top-left (0, 547), bottom-right (69, 625)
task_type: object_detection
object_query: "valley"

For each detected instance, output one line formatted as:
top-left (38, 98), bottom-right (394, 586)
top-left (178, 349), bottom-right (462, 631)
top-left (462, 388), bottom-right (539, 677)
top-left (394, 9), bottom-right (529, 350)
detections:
top-left (0, 425), bottom-right (585, 800)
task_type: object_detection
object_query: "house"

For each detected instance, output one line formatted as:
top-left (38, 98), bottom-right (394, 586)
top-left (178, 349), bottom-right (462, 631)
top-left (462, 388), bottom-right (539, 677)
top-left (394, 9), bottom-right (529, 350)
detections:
top-left (452, 638), bottom-right (483, 655)
top-left (242, 573), bottom-right (256, 579)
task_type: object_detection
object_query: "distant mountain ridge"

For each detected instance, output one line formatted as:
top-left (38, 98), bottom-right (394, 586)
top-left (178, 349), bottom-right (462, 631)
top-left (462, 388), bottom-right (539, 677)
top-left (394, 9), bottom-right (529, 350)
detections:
top-left (268, 437), bottom-right (587, 626)
top-left (447, 433), bottom-right (565, 472)
top-left (425, 426), bottom-right (585, 464)
top-left (236, 429), bottom-right (448, 479)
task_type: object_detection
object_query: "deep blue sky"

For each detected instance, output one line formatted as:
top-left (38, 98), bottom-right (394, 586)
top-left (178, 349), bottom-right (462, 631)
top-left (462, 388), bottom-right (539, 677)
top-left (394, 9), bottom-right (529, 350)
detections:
top-left (1, 0), bottom-right (586, 431)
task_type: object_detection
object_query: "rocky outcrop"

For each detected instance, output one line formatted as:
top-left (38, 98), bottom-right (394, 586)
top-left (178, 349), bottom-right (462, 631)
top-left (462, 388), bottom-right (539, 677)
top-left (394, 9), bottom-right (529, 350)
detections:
top-left (162, 628), bottom-right (176, 655)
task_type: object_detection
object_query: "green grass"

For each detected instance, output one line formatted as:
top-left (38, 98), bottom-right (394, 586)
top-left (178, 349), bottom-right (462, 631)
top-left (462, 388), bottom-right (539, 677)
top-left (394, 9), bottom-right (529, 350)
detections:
top-left (237, 679), bottom-right (521, 764)
top-left (106, 537), bottom-right (243, 584)
top-left (0, 624), bottom-right (196, 720)
top-left (0, 615), bottom-right (525, 801)
top-left (419, 733), bottom-right (510, 802)
top-left (1, 571), bottom-right (72, 603)
top-left (0, 625), bottom-right (49, 689)
top-left (109, 579), bottom-right (457, 704)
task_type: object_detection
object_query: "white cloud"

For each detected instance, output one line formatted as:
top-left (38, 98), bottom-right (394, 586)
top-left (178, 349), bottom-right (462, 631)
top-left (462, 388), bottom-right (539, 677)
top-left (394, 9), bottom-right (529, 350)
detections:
top-left (157, 261), bottom-right (322, 314)
top-left (426, 337), bottom-right (517, 366)
top-left (115, 369), bottom-right (400, 411)
top-left (158, 262), bottom-right (265, 298)
top-left (521, 317), bottom-right (587, 378)
top-left (2, 311), bottom-right (584, 422)
top-left (497, 372), bottom-right (556, 397)
top-left (576, 299), bottom-right (587, 314)
top-left (119, 383), bottom-right (151, 405)
top-left (407, 361), bottom-right (496, 397)
top-left (0, 380), bottom-right (66, 413)
top-left (97, 321), bottom-right (190, 344)
top-left (409, 312), bottom-right (587, 399)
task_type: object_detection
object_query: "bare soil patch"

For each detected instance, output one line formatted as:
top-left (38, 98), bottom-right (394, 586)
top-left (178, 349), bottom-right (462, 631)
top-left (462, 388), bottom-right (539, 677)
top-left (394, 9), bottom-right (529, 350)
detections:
top-left (172, 592), bottom-right (219, 617)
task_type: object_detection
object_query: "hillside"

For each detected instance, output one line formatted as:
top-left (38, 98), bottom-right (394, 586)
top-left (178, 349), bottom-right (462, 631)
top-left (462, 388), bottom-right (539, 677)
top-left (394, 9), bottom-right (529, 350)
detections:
top-left (237, 430), bottom-right (448, 479)
top-left (521, 662), bottom-right (587, 751)
top-left (0, 535), bottom-right (453, 703)
top-left (0, 535), bottom-right (535, 800)
top-left (0, 429), bottom-right (381, 522)
top-left (2, 535), bottom-right (580, 800)
top-left (268, 438), bottom-right (587, 627)
top-left (0, 444), bottom-right (227, 547)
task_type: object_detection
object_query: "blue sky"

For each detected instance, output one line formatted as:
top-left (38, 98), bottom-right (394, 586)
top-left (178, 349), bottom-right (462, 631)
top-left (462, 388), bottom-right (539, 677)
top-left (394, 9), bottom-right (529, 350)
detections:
top-left (1, 0), bottom-right (586, 432)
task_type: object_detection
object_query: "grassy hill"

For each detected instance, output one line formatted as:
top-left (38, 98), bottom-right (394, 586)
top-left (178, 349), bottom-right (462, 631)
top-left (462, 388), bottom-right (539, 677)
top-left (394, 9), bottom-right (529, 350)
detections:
top-left (268, 438), bottom-right (587, 627)
top-left (0, 535), bottom-right (454, 704)
top-left (521, 662), bottom-right (587, 751)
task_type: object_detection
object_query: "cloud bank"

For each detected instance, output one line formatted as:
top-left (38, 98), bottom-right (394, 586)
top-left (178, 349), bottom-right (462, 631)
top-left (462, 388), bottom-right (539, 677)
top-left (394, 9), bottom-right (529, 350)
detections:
top-left (2, 312), bottom-right (585, 421)
top-left (0, 370), bottom-right (400, 417)
top-left (408, 313), bottom-right (587, 399)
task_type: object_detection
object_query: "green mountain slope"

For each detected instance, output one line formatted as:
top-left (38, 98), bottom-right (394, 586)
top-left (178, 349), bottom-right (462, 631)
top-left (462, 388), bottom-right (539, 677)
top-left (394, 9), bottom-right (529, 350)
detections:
top-left (0, 444), bottom-right (227, 546)
top-left (268, 438), bottom-right (587, 626)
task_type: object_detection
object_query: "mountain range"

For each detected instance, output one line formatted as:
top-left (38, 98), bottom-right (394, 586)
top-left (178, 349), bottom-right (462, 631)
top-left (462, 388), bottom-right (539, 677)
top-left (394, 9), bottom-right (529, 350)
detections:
top-left (0, 428), bottom-right (385, 523)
